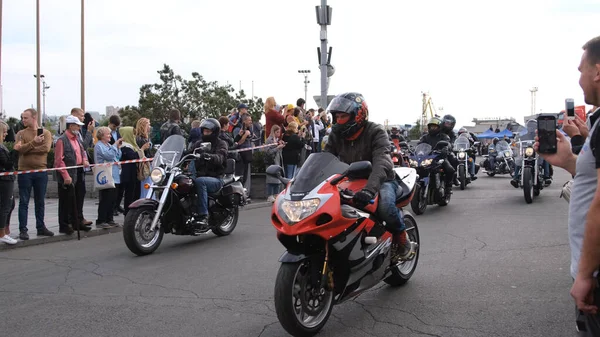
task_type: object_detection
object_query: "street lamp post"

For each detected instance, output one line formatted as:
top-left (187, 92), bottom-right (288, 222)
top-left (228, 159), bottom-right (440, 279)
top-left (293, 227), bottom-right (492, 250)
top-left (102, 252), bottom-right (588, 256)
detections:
top-left (298, 70), bottom-right (310, 106)
top-left (35, 0), bottom-right (41, 125)
top-left (34, 74), bottom-right (49, 122)
top-left (81, 0), bottom-right (85, 111)
top-left (316, 1), bottom-right (332, 109)
top-left (530, 86), bottom-right (538, 115)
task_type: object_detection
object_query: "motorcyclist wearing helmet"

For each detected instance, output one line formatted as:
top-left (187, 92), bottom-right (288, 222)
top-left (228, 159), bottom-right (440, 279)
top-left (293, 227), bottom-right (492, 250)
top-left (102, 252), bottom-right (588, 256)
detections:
top-left (190, 118), bottom-right (229, 227)
top-left (441, 114), bottom-right (457, 143)
top-left (389, 126), bottom-right (406, 142)
top-left (324, 92), bottom-right (418, 264)
top-left (510, 119), bottom-right (552, 188)
top-left (418, 117), bottom-right (456, 188)
top-left (457, 128), bottom-right (477, 180)
top-left (441, 114), bottom-right (461, 185)
top-left (488, 137), bottom-right (500, 172)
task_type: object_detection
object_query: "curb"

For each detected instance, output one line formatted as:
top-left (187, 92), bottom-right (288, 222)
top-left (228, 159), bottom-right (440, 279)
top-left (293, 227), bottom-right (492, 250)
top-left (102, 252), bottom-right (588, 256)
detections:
top-left (0, 227), bottom-right (123, 251)
top-left (0, 201), bottom-right (272, 251)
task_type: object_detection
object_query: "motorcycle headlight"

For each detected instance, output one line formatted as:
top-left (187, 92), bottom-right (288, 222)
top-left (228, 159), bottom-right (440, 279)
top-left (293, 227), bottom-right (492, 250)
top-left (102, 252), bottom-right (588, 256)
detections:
top-left (525, 147), bottom-right (534, 157)
top-left (150, 167), bottom-right (166, 184)
top-left (280, 198), bottom-right (321, 223)
top-left (504, 151), bottom-right (512, 158)
top-left (458, 152), bottom-right (466, 159)
top-left (421, 159), bottom-right (433, 167)
top-left (409, 159), bottom-right (418, 168)
top-left (393, 148), bottom-right (398, 153)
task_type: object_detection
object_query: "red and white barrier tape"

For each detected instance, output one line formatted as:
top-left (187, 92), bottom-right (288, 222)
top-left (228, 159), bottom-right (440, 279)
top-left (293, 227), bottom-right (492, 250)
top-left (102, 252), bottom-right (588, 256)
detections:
top-left (0, 157), bottom-right (153, 177)
top-left (0, 143), bottom-right (278, 176)
top-left (228, 143), bottom-right (277, 153)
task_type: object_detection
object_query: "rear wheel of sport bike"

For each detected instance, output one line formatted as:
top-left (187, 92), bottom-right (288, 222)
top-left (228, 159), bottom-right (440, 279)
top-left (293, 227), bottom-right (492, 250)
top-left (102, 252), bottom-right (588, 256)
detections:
top-left (212, 207), bottom-right (239, 236)
top-left (123, 207), bottom-right (164, 256)
top-left (274, 261), bottom-right (334, 337)
top-left (459, 165), bottom-right (466, 190)
top-left (385, 213), bottom-right (420, 286)
top-left (410, 184), bottom-right (427, 215)
top-left (523, 167), bottom-right (534, 204)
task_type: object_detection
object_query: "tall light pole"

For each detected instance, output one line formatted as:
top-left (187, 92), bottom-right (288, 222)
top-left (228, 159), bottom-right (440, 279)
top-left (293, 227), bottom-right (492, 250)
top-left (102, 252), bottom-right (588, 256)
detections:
top-left (33, 74), bottom-right (49, 122)
top-left (529, 86), bottom-right (538, 115)
top-left (298, 70), bottom-right (310, 106)
top-left (81, 0), bottom-right (85, 111)
top-left (316, 1), bottom-right (332, 109)
top-left (35, 0), bottom-right (41, 125)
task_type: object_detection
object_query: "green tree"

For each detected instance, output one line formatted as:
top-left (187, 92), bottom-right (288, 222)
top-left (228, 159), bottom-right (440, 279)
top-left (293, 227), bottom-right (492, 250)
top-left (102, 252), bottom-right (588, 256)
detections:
top-left (118, 105), bottom-right (142, 127)
top-left (131, 64), bottom-right (264, 124)
top-left (409, 119), bottom-right (421, 140)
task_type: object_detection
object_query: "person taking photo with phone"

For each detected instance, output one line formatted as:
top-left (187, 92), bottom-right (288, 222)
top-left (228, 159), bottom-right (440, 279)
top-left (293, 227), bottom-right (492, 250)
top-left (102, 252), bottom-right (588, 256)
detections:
top-left (13, 108), bottom-right (54, 240)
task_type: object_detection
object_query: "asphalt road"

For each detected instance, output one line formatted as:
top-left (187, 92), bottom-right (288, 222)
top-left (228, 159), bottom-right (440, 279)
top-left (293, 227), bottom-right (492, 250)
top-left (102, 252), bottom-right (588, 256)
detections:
top-left (0, 168), bottom-right (575, 337)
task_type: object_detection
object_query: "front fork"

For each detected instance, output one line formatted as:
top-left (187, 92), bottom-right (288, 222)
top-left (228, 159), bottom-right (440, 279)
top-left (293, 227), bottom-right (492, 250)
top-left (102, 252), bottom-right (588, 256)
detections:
top-left (149, 173), bottom-right (176, 231)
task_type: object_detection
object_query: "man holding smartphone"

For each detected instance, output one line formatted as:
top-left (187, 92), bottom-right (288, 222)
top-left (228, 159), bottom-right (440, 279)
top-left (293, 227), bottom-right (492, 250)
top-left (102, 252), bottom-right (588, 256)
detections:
top-left (536, 35), bottom-right (600, 335)
top-left (13, 108), bottom-right (54, 240)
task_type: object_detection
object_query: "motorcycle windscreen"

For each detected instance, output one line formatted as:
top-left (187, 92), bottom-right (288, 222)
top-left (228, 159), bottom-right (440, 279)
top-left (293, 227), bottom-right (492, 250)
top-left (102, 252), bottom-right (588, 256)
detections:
top-left (454, 137), bottom-right (470, 151)
top-left (289, 152), bottom-right (349, 194)
top-left (414, 143), bottom-right (432, 157)
top-left (495, 140), bottom-right (510, 152)
top-left (153, 135), bottom-right (186, 168)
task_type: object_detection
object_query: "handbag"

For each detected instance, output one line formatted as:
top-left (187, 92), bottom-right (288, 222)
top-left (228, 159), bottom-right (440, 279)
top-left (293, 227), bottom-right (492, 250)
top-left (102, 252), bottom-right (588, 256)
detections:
top-left (93, 165), bottom-right (115, 190)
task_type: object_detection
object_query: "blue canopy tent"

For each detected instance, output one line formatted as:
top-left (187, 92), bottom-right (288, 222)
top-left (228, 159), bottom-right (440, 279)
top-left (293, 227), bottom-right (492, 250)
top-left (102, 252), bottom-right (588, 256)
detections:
top-left (477, 128), bottom-right (513, 139)
top-left (477, 129), bottom-right (497, 139)
top-left (496, 128), bottom-right (513, 138)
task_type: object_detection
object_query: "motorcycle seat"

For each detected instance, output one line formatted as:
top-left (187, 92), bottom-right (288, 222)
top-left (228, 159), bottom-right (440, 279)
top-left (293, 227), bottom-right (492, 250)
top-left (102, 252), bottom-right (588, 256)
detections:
top-left (222, 175), bottom-right (235, 186)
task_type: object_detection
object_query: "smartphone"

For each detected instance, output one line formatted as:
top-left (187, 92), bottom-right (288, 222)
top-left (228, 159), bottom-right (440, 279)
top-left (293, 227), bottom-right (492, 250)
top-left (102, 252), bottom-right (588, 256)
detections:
top-left (37, 128), bottom-right (43, 136)
top-left (565, 98), bottom-right (575, 120)
top-left (537, 114), bottom-right (557, 154)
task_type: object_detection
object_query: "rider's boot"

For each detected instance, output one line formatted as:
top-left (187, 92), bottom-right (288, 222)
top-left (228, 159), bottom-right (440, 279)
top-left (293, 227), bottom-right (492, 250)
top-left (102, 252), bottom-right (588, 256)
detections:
top-left (544, 176), bottom-right (553, 187)
top-left (193, 214), bottom-right (209, 228)
top-left (510, 179), bottom-right (519, 188)
top-left (391, 231), bottom-right (418, 265)
top-left (453, 174), bottom-right (460, 186)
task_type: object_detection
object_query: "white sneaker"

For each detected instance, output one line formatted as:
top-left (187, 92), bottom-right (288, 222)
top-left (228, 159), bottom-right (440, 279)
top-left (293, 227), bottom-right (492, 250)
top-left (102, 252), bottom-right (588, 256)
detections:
top-left (0, 235), bottom-right (17, 245)
top-left (267, 195), bottom-right (275, 203)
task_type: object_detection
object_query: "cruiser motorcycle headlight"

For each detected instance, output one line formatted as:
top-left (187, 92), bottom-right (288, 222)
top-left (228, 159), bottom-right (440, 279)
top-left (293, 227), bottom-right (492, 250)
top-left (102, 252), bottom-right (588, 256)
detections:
top-left (504, 151), bottom-right (512, 158)
top-left (280, 198), bottom-right (321, 223)
top-left (458, 151), bottom-right (466, 159)
top-left (525, 147), bottom-right (534, 157)
top-left (150, 167), bottom-right (166, 184)
top-left (421, 159), bottom-right (433, 167)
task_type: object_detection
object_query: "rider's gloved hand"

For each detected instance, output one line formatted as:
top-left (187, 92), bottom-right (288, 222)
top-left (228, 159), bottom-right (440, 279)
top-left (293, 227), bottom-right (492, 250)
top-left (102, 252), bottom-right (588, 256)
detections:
top-left (353, 189), bottom-right (375, 208)
top-left (201, 153), bottom-right (212, 161)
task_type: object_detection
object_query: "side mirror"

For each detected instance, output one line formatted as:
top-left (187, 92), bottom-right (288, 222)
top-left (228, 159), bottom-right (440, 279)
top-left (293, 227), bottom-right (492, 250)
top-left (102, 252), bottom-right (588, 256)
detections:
top-left (346, 161), bottom-right (372, 179)
top-left (266, 165), bottom-right (290, 185)
top-left (266, 165), bottom-right (284, 178)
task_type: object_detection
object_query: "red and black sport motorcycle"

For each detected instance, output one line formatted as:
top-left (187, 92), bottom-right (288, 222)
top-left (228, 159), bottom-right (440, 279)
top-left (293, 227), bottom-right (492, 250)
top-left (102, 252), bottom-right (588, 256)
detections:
top-left (266, 152), bottom-right (420, 337)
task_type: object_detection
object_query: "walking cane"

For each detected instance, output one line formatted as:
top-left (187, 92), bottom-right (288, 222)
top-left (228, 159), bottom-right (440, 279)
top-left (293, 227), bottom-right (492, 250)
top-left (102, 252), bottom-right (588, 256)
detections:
top-left (69, 183), bottom-right (81, 240)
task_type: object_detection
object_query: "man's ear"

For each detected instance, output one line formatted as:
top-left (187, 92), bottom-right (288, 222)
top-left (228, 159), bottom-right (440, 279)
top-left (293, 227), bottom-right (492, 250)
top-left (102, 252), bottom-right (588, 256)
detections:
top-left (594, 63), bottom-right (600, 82)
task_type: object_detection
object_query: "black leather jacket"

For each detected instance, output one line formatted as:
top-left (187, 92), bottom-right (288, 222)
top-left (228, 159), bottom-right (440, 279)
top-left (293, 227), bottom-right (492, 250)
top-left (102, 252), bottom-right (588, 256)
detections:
top-left (192, 138), bottom-right (228, 178)
top-left (418, 132), bottom-right (451, 149)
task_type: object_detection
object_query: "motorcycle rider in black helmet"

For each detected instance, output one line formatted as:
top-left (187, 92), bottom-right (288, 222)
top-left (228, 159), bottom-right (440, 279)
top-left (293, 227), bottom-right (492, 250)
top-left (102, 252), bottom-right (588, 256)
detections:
top-left (190, 118), bottom-right (229, 227)
top-left (389, 126), bottom-right (406, 142)
top-left (325, 92), bottom-right (418, 264)
top-left (419, 117), bottom-right (456, 189)
top-left (440, 114), bottom-right (461, 185)
top-left (488, 137), bottom-right (500, 173)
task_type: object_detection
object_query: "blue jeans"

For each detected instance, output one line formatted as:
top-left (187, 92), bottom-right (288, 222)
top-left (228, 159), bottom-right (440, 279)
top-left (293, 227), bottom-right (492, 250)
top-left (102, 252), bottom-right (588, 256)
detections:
top-left (267, 183), bottom-right (280, 196)
top-left (285, 165), bottom-right (296, 179)
top-left (18, 172), bottom-right (48, 232)
top-left (376, 181), bottom-right (405, 234)
top-left (469, 160), bottom-right (476, 175)
top-left (195, 176), bottom-right (223, 216)
top-left (541, 159), bottom-right (550, 178)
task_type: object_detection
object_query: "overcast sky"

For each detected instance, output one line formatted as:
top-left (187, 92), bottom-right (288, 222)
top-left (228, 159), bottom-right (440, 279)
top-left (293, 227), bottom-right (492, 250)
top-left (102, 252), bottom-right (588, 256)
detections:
top-left (2, 0), bottom-right (598, 128)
